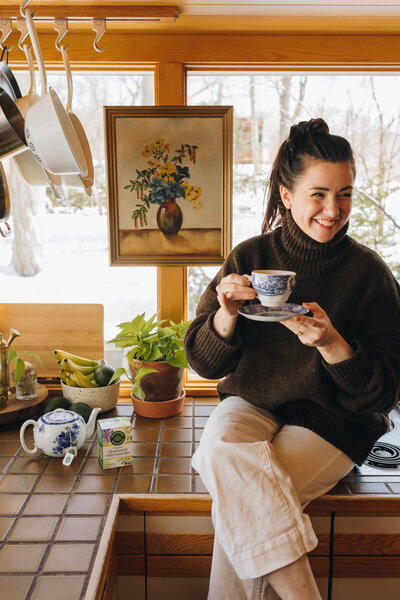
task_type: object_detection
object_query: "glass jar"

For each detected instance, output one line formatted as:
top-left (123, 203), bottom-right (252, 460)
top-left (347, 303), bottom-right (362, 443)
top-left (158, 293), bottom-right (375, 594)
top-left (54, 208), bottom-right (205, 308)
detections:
top-left (13, 368), bottom-right (38, 401)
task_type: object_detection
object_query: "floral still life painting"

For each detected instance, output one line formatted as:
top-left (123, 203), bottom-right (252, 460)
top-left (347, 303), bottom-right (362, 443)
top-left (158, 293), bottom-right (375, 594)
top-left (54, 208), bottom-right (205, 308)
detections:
top-left (105, 106), bottom-right (233, 266)
top-left (124, 138), bottom-right (202, 235)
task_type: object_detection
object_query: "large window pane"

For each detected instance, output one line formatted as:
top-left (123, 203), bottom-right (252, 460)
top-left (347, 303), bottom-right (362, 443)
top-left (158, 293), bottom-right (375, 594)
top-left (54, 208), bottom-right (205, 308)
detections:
top-left (1, 72), bottom-right (155, 368)
top-left (186, 73), bottom-right (400, 377)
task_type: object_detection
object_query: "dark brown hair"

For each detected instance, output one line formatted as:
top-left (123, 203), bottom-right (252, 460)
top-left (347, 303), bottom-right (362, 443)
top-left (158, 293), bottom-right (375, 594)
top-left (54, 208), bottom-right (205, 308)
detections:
top-left (262, 118), bottom-right (356, 233)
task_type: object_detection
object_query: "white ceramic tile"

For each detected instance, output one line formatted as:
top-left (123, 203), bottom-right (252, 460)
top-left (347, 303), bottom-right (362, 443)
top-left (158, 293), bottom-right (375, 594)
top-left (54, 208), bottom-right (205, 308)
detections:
top-left (116, 515), bottom-right (144, 532)
top-left (147, 577), bottom-right (209, 600)
top-left (116, 575), bottom-right (145, 600)
top-left (145, 515), bottom-right (214, 534)
top-left (336, 516), bottom-right (400, 533)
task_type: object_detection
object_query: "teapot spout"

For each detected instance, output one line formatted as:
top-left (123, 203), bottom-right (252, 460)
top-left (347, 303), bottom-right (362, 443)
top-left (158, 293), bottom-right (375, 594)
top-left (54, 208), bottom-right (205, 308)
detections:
top-left (86, 407), bottom-right (101, 440)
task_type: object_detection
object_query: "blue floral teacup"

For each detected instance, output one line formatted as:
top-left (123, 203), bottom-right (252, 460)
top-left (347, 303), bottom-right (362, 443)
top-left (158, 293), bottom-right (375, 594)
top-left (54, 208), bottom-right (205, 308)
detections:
top-left (243, 270), bottom-right (296, 307)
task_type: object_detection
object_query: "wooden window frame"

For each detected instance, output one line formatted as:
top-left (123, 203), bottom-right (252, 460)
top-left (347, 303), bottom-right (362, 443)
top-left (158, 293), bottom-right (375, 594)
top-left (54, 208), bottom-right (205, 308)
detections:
top-left (9, 27), bottom-right (399, 396)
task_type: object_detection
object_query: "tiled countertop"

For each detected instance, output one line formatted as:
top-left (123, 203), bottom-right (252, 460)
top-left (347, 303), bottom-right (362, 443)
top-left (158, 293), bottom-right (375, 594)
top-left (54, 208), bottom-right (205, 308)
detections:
top-left (0, 396), bottom-right (399, 600)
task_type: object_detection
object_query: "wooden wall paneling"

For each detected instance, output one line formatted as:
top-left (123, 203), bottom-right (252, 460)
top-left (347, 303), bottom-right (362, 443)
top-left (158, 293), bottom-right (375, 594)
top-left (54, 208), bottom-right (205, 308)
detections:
top-left (7, 33), bottom-right (400, 70)
top-left (0, 303), bottom-right (104, 377)
top-left (155, 63), bottom-right (187, 323)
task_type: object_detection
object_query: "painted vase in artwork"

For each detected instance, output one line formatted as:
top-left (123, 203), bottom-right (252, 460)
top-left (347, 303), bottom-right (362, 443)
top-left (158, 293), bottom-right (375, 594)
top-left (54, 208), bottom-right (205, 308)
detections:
top-left (156, 198), bottom-right (183, 234)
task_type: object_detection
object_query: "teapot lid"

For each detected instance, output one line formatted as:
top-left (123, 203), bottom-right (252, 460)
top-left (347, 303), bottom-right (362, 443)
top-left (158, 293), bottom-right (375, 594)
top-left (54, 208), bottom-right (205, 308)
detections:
top-left (41, 408), bottom-right (83, 425)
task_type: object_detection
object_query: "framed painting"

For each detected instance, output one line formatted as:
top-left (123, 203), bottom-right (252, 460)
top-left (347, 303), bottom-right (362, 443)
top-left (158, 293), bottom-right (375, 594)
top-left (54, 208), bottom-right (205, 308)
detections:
top-left (104, 106), bottom-right (233, 265)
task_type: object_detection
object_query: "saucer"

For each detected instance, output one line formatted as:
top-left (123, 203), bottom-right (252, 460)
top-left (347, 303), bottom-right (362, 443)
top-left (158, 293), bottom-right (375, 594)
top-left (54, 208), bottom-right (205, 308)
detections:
top-left (238, 303), bottom-right (308, 322)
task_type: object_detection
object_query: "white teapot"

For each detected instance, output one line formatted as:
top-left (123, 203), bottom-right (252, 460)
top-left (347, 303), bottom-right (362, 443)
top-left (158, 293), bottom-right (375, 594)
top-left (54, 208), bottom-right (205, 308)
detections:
top-left (20, 407), bottom-right (101, 465)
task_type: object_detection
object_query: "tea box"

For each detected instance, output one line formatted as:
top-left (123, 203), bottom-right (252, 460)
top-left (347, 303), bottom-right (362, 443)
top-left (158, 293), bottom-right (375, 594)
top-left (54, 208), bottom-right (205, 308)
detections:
top-left (97, 416), bottom-right (133, 469)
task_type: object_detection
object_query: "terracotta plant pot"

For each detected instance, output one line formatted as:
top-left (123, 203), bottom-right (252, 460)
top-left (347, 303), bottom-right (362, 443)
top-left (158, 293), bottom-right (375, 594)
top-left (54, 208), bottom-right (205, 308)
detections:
top-left (131, 389), bottom-right (186, 419)
top-left (128, 359), bottom-right (184, 402)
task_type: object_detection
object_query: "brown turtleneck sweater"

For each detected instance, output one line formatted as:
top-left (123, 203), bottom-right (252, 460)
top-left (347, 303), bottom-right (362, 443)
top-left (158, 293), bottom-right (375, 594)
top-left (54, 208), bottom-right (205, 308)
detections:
top-left (184, 213), bottom-right (400, 465)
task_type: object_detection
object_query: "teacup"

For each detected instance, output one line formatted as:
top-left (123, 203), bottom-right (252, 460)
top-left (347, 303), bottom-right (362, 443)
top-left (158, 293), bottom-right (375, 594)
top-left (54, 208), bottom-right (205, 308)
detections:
top-left (243, 270), bottom-right (296, 307)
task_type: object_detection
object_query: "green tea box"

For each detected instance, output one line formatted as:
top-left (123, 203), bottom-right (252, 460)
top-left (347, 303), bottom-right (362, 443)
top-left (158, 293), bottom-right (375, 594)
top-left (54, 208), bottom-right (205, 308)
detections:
top-left (97, 417), bottom-right (133, 469)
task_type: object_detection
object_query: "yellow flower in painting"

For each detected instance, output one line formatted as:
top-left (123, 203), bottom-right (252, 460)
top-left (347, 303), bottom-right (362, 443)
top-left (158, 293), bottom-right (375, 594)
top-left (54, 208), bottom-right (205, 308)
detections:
top-left (153, 138), bottom-right (165, 147)
top-left (148, 160), bottom-right (160, 168)
top-left (142, 145), bottom-right (152, 157)
top-left (193, 186), bottom-right (201, 194)
top-left (159, 162), bottom-right (176, 176)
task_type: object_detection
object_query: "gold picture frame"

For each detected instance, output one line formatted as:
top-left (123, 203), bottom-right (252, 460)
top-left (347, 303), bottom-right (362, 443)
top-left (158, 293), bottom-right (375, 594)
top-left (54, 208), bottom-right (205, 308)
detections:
top-left (104, 105), bottom-right (233, 266)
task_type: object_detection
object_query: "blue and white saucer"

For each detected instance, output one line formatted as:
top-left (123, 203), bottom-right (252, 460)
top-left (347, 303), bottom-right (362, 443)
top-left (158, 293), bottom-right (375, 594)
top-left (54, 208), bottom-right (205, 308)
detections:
top-left (238, 303), bottom-right (308, 322)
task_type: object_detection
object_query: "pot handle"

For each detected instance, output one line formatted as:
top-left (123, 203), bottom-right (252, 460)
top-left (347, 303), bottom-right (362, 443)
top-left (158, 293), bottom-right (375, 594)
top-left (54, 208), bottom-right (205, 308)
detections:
top-left (19, 419), bottom-right (38, 454)
top-left (24, 9), bottom-right (47, 97)
top-left (60, 45), bottom-right (73, 114)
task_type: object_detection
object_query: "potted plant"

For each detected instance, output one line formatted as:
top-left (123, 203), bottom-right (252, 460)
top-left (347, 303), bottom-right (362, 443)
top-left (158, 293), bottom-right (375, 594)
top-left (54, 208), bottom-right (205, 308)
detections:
top-left (108, 313), bottom-right (192, 418)
top-left (7, 349), bottom-right (43, 401)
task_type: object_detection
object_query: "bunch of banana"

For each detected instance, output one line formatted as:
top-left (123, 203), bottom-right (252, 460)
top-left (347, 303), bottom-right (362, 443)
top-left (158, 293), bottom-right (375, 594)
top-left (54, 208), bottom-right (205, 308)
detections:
top-left (53, 349), bottom-right (104, 388)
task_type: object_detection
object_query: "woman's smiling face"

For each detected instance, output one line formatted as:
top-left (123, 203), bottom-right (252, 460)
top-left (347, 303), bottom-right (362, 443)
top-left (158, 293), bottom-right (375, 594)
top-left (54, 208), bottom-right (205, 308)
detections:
top-left (280, 160), bottom-right (354, 243)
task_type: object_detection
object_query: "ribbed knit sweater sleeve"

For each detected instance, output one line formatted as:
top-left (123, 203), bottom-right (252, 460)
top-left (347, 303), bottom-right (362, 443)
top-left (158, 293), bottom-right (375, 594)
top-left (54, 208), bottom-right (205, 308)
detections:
top-left (321, 258), bottom-right (400, 415)
top-left (184, 246), bottom-right (246, 380)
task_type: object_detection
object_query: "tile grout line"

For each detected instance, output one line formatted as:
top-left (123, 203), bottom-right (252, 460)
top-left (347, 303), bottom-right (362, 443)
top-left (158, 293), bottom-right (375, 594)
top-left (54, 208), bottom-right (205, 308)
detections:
top-left (80, 436), bottom-right (122, 600)
top-left (25, 434), bottom-right (100, 600)
top-left (149, 420), bottom-right (164, 494)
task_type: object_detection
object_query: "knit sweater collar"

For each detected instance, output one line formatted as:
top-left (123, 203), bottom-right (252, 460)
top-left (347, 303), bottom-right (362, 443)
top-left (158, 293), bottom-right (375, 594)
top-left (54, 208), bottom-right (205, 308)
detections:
top-left (273, 211), bottom-right (352, 277)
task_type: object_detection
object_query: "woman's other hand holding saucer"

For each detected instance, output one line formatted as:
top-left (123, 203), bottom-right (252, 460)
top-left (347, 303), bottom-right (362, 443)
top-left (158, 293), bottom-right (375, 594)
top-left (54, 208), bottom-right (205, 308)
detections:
top-left (213, 274), bottom-right (257, 342)
top-left (281, 301), bottom-right (356, 364)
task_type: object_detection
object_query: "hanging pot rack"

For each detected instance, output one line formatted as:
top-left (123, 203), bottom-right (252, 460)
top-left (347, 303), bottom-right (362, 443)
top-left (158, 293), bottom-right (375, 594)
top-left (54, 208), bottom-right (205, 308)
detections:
top-left (0, 5), bottom-right (179, 23)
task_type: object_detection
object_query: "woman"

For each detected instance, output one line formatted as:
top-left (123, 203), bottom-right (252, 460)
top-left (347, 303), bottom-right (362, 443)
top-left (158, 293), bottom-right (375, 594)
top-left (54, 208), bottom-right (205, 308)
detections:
top-left (184, 118), bottom-right (400, 600)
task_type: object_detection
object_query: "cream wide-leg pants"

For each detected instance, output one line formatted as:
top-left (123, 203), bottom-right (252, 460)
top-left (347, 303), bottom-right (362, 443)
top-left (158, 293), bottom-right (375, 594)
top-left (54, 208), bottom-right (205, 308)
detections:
top-left (191, 396), bottom-right (355, 600)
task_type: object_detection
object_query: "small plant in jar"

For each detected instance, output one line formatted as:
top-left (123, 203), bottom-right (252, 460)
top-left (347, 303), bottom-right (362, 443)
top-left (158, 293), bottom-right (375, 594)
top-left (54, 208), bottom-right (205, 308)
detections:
top-left (7, 349), bottom-right (43, 401)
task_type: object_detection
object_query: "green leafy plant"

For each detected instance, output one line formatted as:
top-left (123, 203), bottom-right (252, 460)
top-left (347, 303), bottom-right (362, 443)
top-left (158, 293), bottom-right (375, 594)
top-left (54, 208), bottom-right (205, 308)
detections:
top-left (107, 313), bottom-right (192, 400)
top-left (6, 349), bottom-right (43, 384)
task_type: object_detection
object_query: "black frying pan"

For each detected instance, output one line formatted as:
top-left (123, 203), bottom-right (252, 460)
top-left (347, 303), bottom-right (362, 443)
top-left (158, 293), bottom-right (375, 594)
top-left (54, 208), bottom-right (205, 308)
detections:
top-left (0, 48), bottom-right (21, 101)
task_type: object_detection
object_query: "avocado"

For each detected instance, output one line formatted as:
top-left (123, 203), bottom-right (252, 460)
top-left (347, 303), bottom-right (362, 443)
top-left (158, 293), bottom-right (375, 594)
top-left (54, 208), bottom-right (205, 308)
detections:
top-left (43, 396), bottom-right (71, 414)
top-left (69, 402), bottom-right (92, 423)
top-left (94, 364), bottom-right (115, 387)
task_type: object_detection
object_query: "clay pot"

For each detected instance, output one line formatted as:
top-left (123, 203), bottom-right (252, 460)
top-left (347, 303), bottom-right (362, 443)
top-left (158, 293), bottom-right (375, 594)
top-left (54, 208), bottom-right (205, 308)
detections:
top-left (131, 389), bottom-right (186, 419)
top-left (128, 359), bottom-right (184, 402)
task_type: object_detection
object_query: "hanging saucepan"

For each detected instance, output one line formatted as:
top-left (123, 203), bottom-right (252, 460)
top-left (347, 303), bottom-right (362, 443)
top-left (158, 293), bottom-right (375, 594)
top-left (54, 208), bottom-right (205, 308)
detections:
top-left (0, 48), bottom-right (22, 101)
top-left (0, 87), bottom-right (26, 160)
top-left (24, 10), bottom-right (88, 176)
top-left (59, 45), bottom-right (94, 196)
top-left (0, 163), bottom-right (11, 238)
top-left (13, 44), bottom-right (64, 199)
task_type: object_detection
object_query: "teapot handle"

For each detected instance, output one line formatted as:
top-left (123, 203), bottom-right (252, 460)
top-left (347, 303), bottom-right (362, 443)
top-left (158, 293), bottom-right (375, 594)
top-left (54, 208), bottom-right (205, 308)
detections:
top-left (19, 420), bottom-right (38, 454)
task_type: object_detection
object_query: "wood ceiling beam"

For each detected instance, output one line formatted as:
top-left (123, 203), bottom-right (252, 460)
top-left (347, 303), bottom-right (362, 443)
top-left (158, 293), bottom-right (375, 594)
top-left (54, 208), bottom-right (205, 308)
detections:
top-left (0, 5), bottom-right (179, 22)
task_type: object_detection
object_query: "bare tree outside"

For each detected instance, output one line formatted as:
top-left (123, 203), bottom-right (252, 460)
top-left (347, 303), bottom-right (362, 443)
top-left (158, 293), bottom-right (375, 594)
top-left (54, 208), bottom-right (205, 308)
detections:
top-left (187, 73), bottom-right (400, 323)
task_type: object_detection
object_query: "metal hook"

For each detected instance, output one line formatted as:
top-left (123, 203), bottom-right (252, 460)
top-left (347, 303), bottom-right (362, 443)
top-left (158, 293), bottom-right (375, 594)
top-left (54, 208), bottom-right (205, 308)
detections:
top-left (0, 19), bottom-right (13, 52)
top-left (92, 18), bottom-right (107, 53)
top-left (20, 0), bottom-right (31, 18)
top-left (16, 17), bottom-right (30, 51)
top-left (54, 17), bottom-right (68, 52)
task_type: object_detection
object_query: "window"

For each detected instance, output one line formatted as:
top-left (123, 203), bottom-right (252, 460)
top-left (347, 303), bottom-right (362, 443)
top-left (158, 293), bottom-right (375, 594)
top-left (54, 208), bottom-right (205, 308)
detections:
top-left (186, 72), bottom-right (400, 377)
top-left (1, 71), bottom-right (156, 369)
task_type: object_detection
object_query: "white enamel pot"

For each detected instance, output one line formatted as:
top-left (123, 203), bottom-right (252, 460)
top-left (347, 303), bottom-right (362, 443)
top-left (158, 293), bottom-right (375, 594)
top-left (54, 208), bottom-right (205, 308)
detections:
top-left (24, 10), bottom-right (88, 176)
top-left (13, 44), bottom-right (63, 198)
top-left (59, 46), bottom-right (94, 195)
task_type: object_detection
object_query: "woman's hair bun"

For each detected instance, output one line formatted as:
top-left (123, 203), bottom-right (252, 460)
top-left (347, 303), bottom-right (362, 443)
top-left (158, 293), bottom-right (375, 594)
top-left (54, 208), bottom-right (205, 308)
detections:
top-left (289, 118), bottom-right (329, 140)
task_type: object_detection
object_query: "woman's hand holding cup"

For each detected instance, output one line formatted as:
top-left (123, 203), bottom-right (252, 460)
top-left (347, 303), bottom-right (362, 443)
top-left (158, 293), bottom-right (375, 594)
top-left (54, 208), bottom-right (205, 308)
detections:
top-left (216, 274), bottom-right (258, 317)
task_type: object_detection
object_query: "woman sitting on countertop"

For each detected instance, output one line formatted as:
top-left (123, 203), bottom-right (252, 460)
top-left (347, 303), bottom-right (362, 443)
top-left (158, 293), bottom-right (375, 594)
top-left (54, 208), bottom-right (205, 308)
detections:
top-left (184, 118), bottom-right (400, 600)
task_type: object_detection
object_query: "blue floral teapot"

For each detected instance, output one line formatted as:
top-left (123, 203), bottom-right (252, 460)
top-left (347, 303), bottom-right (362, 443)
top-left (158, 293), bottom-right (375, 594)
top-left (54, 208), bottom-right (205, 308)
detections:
top-left (19, 407), bottom-right (101, 465)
